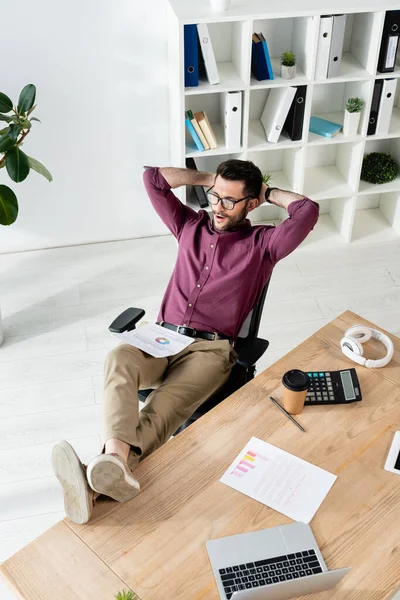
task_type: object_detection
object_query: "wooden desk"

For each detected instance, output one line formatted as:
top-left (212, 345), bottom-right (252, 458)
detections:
top-left (2, 311), bottom-right (400, 600)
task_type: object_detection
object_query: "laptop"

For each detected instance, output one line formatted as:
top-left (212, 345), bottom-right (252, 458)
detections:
top-left (206, 522), bottom-right (350, 599)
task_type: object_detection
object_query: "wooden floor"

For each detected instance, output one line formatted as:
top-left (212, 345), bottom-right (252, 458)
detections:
top-left (1, 234), bottom-right (400, 599)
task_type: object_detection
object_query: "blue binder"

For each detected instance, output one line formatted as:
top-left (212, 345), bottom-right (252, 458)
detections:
top-left (261, 39), bottom-right (275, 80)
top-left (251, 33), bottom-right (272, 81)
top-left (185, 116), bottom-right (204, 151)
top-left (184, 24), bottom-right (199, 87)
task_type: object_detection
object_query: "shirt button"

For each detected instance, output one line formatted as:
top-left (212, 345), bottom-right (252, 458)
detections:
top-left (197, 284), bottom-right (201, 288)
top-left (188, 303), bottom-right (192, 307)
top-left (206, 266), bottom-right (209, 270)
top-left (183, 323), bottom-right (187, 326)
top-left (210, 244), bottom-right (214, 248)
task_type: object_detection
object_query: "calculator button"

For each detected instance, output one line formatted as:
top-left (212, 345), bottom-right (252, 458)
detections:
top-left (319, 373), bottom-right (324, 376)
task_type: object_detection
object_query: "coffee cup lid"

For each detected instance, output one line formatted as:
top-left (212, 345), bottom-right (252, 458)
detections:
top-left (282, 369), bottom-right (310, 392)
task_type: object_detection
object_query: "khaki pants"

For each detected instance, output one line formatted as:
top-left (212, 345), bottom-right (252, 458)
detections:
top-left (102, 339), bottom-right (237, 471)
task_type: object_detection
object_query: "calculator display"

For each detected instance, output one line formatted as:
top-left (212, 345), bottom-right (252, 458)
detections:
top-left (340, 370), bottom-right (355, 400)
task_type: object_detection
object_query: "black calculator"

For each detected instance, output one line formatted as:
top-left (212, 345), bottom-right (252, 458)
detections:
top-left (304, 368), bottom-right (362, 405)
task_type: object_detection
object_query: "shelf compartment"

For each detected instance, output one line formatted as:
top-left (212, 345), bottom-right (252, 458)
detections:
top-left (247, 148), bottom-right (304, 193)
top-left (358, 137), bottom-right (400, 194)
top-left (184, 21), bottom-right (250, 94)
top-left (184, 92), bottom-right (245, 157)
top-left (303, 142), bottom-right (363, 200)
top-left (315, 12), bottom-right (383, 81)
top-left (250, 16), bottom-right (317, 86)
top-left (301, 196), bottom-right (355, 247)
top-left (308, 80), bottom-right (373, 143)
top-left (351, 192), bottom-right (400, 242)
top-left (247, 87), bottom-right (305, 150)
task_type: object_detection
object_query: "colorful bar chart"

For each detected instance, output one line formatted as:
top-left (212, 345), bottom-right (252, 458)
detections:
top-left (231, 448), bottom-right (268, 478)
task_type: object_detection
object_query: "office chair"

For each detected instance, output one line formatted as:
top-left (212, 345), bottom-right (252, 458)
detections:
top-left (108, 279), bottom-right (270, 434)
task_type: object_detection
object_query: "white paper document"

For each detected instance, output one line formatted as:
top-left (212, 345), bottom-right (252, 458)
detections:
top-left (220, 436), bottom-right (337, 523)
top-left (112, 323), bottom-right (195, 358)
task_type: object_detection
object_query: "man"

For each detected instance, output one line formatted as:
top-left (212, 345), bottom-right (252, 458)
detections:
top-left (52, 159), bottom-right (319, 524)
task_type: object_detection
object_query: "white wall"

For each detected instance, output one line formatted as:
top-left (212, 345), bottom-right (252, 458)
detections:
top-left (0, 0), bottom-right (171, 253)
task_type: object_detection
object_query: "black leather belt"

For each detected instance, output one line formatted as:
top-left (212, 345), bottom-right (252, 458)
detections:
top-left (157, 321), bottom-right (231, 343)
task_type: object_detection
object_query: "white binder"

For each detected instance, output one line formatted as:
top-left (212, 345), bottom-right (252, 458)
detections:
top-left (221, 91), bottom-right (242, 148)
top-left (315, 15), bottom-right (333, 80)
top-left (327, 14), bottom-right (346, 78)
top-left (196, 23), bottom-right (220, 85)
top-left (376, 78), bottom-right (397, 135)
top-left (261, 87), bottom-right (297, 143)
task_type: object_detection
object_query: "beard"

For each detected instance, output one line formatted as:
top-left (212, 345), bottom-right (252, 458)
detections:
top-left (212, 205), bottom-right (248, 231)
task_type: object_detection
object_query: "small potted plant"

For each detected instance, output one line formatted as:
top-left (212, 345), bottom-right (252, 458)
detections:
top-left (343, 97), bottom-right (364, 136)
top-left (360, 152), bottom-right (399, 184)
top-left (280, 51), bottom-right (296, 79)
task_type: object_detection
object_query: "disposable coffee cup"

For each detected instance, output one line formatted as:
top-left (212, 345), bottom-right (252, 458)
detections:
top-left (282, 369), bottom-right (310, 415)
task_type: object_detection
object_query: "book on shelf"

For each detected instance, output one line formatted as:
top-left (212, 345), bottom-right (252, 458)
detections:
top-left (186, 110), bottom-right (210, 150)
top-left (194, 111), bottom-right (218, 149)
top-left (261, 86), bottom-right (297, 143)
top-left (309, 116), bottom-right (343, 138)
top-left (196, 23), bottom-right (220, 85)
top-left (185, 113), bottom-right (204, 151)
top-left (186, 157), bottom-right (209, 208)
top-left (184, 24), bottom-right (199, 87)
top-left (221, 91), bottom-right (242, 148)
top-left (257, 32), bottom-right (274, 80)
top-left (251, 33), bottom-right (272, 81)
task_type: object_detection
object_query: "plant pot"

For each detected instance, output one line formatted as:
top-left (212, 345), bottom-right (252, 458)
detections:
top-left (210, 0), bottom-right (231, 10)
top-left (343, 109), bottom-right (361, 136)
top-left (280, 64), bottom-right (296, 79)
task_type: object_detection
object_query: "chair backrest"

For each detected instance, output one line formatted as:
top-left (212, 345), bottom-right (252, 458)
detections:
top-left (236, 277), bottom-right (271, 341)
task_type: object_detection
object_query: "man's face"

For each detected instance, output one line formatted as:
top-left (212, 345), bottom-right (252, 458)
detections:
top-left (211, 176), bottom-right (257, 232)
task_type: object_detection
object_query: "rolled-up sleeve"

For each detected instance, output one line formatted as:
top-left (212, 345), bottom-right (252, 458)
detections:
top-left (264, 198), bottom-right (319, 264)
top-left (143, 167), bottom-right (199, 239)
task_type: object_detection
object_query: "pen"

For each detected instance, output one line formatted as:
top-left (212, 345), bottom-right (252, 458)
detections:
top-left (269, 396), bottom-right (306, 433)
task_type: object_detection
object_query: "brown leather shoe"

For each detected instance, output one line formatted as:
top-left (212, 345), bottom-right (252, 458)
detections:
top-left (86, 453), bottom-right (140, 502)
top-left (52, 440), bottom-right (96, 524)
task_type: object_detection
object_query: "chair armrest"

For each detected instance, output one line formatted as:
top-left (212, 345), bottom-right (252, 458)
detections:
top-left (108, 307), bottom-right (145, 333)
top-left (236, 338), bottom-right (269, 368)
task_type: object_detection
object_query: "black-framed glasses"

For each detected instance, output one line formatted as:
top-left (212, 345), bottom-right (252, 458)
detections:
top-left (205, 186), bottom-right (252, 211)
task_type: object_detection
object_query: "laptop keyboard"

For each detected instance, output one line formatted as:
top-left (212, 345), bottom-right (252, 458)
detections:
top-left (219, 549), bottom-right (323, 599)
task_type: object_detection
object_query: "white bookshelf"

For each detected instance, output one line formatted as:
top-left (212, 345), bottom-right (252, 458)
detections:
top-left (167, 0), bottom-right (400, 247)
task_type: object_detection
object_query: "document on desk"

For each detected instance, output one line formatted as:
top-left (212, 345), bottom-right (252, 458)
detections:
top-left (220, 436), bottom-right (337, 523)
top-left (112, 323), bottom-right (194, 358)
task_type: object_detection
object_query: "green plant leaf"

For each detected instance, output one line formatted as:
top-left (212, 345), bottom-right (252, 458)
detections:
top-left (17, 84), bottom-right (36, 114)
top-left (0, 113), bottom-right (12, 123)
top-left (0, 126), bottom-right (9, 135)
top-left (0, 133), bottom-right (15, 153)
top-left (30, 117), bottom-right (41, 123)
top-left (5, 146), bottom-right (30, 182)
top-left (7, 123), bottom-right (22, 142)
top-left (0, 184), bottom-right (18, 225)
top-left (27, 155), bottom-right (53, 182)
top-left (0, 92), bottom-right (13, 113)
top-left (26, 104), bottom-right (36, 116)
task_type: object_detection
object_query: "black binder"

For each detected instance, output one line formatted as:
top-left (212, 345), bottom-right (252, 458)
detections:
top-left (185, 157), bottom-right (208, 208)
top-left (367, 80), bottom-right (383, 135)
top-left (377, 10), bottom-right (400, 73)
top-left (283, 85), bottom-right (307, 141)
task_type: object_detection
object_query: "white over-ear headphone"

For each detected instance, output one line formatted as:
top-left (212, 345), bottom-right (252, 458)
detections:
top-left (340, 325), bottom-right (394, 368)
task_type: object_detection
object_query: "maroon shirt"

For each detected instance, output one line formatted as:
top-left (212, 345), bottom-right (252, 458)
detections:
top-left (144, 167), bottom-right (319, 340)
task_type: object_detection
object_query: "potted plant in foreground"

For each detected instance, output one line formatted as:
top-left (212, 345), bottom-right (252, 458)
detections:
top-left (280, 51), bottom-right (296, 79)
top-left (0, 84), bottom-right (52, 345)
top-left (343, 97), bottom-right (364, 136)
